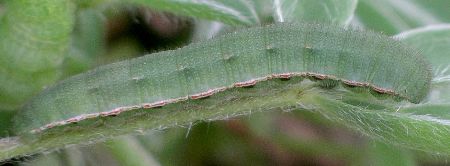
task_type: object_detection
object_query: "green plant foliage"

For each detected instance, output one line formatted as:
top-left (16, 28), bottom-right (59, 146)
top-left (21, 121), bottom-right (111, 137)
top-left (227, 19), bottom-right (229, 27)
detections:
top-left (0, 0), bottom-right (75, 110)
top-left (131, 0), bottom-right (260, 25)
top-left (363, 141), bottom-right (416, 166)
top-left (63, 9), bottom-right (106, 77)
top-left (300, 90), bottom-right (450, 155)
top-left (355, 0), bottom-right (450, 35)
top-left (272, 0), bottom-right (358, 25)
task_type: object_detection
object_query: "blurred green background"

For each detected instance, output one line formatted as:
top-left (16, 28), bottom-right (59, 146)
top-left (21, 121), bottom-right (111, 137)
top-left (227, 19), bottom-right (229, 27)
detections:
top-left (1, 0), bottom-right (450, 165)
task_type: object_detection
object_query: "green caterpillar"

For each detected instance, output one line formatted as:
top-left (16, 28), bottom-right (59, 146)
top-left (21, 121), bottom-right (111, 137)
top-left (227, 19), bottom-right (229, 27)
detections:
top-left (13, 23), bottom-right (431, 135)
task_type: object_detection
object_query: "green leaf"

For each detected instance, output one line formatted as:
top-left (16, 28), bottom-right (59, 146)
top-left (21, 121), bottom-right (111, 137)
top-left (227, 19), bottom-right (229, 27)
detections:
top-left (74, 0), bottom-right (261, 25)
top-left (409, 0), bottom-right (450, 23)
top-left (272, 0), bottom-right (358, 25)
top-left (190, 20), bottom-right (230, 41)
top-left (362, 141), bottom-right (416, 166)
top-left (0, 0), bottom-right (75, 110)
top-left (249, 0), bottom-right (274, 23)
top-left (20, 152), bottom-right (64, 166)
top-left (131, 0), bottom-right (260, 25)
top-left (301, 91), bottom-right (450, 155)
top-left (0, 111), bottom-right (14, 137)
top-left (104, 136), bottom-right (161, 166)
top-left (354, 0), bottom-right (450, 35)
top-left (63, 9), bottom-right (106, 77)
